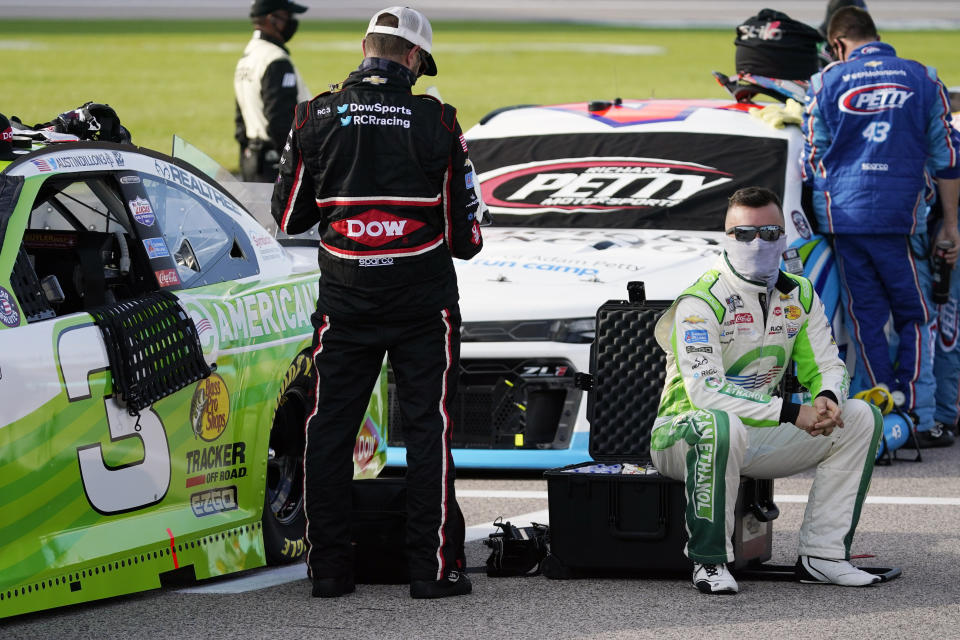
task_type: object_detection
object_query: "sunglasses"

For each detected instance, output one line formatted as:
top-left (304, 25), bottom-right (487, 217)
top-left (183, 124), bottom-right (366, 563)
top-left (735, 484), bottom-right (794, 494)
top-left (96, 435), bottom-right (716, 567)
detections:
top-left (725, 225), bottom-right (785, 242)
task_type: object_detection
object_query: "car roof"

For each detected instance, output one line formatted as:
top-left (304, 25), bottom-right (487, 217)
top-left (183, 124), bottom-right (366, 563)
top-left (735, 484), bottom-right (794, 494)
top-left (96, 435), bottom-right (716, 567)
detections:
top-left (465, 98), bottom-right (789, 141)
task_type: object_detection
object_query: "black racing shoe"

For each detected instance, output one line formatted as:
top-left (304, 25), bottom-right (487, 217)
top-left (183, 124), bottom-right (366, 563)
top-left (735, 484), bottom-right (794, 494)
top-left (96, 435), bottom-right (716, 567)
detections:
top-left (410, 570), bottom-right (472, 599)
top-left (906, 422), bottom-right (956, 449)
top-left (312, 576), bottom-right (355, 598)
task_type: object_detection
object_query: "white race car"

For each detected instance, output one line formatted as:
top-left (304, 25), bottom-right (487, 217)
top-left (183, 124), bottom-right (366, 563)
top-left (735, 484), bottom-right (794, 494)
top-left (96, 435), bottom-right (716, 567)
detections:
top-left (385, 97), bottom-right (842, 469)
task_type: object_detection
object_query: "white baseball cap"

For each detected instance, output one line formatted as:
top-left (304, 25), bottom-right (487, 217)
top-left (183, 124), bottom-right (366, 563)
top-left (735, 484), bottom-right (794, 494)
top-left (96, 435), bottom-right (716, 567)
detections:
top-left (365, 6), bottom-right (437, 76)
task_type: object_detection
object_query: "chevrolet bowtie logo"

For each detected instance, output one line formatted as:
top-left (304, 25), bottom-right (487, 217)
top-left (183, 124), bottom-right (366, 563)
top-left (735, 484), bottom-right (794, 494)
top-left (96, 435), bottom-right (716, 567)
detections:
top-left (362, 75), bottom-right (388, 85)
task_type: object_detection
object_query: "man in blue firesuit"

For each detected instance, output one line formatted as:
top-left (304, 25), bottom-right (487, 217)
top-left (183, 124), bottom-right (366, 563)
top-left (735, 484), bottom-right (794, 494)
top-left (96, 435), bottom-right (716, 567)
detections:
top-left (801, 7), bottom-right (958, 445)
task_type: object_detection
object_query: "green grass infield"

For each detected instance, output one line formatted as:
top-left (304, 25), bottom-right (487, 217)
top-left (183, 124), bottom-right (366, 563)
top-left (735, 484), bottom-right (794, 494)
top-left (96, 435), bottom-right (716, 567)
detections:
top-left (1, 20), bottom-right (957, 172)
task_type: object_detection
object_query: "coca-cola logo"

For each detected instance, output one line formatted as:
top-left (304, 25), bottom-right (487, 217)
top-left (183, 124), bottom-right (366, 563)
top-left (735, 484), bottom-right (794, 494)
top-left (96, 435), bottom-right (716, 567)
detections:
top-left (839, 83), bottom-right (914, 114)
top-left (331, 209), bottom-right (425, 247)
top-left (154, 268), bottom-right (181, 288)
top-left (479, 157), bottom-right (732, 215)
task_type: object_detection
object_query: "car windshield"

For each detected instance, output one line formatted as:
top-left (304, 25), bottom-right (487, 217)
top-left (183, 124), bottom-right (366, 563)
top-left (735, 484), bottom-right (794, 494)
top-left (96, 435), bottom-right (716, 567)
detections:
top-left (468, 131), bottom-right (787, 230)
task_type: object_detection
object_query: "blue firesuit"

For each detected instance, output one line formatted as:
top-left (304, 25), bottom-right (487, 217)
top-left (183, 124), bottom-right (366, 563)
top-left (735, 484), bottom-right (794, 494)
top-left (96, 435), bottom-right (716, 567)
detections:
top-left (801, 41), bottom-right (957, 431)
top-left (931, 125), bottom-right (960, 428)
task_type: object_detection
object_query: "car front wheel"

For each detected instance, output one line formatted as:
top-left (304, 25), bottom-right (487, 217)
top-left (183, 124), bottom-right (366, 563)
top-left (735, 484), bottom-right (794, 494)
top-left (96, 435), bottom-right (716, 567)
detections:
top-left (262, 351), bottom-right (313, 565)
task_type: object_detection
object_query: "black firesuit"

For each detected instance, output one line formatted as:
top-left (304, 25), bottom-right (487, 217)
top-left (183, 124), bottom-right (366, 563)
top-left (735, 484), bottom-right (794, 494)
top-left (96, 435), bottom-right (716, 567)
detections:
top-left (271, 57), bottom-right (485, 582)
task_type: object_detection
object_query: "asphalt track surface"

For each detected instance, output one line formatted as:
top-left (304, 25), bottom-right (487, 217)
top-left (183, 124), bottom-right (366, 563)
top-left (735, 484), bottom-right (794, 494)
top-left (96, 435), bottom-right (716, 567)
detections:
top-left (3, 444), bottom-right (959, 639)
top-left (3, 4), bottom-right (958, 637)
top-left (2, 0), bottom-right (960, 28)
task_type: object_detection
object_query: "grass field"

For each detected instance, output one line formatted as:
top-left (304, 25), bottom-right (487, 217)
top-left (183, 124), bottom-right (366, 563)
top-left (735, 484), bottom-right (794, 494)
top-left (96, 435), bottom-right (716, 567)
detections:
top-left (1, 19), bottom-right (958, 172)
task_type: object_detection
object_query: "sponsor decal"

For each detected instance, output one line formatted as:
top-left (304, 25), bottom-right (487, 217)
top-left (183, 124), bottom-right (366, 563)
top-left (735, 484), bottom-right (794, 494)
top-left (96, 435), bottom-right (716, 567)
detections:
top-left (768, 325), bottom-right (784, 335)
top-left (190, 373), bottom-right (230, 442)
top-left (938, 298), bottom-right (958, 351)
top-left (190, 486), bottom-right (238, 517)
top-left (779, 293), bottom-right (791, 300)
top-left (841, 68), bottom-right (906, 83)
top-left (331, 209), bottom-right (425, 247)
top-left (693, 367), bottom-right (719, 379)
top-left (465, 171), bottom-right (475, 190)
top-left (733, 312), bottom-right (754, 324)
top-left (362, 75), bottom-right (388, 85)
top-left (682, 315), bottom-right (707, 324)
top-left (180, 280), bottom-right (319, 352)
top-left (1, 127), bottom-right (10, 143)
top-left (785, 305), bottom-right (802, 320)
top-left (23, 231), bottom-right (77, 249)
top-left (479, 157), bottom-right (732, 214)
top-left (186, 441), bottom-right (247, 485)
top-left (281, 72), bottom-right (297, 88)
top-left (153, 160), bottom-right (243, 215)
top-left (773, 307), bottom-right (782, 316)
top-left (690, 411), bottom-right (717, 522)
top-left (354, 417), bottom-right (383, 472)
top-left (787, 323), bottom-right (800, 338)
top-left (839, 83), bottom-right (914, 114)
top-left (725, 294), bottom-right (743, 312)
top-left (738, 20), bottom-right (782, 41)
top-left (471, 220), bottom-right (482, 245)
top-left (155, 268), bottom-right (181, 288)
top-left (864, 60), bottom-right (883, 68)
top-left (359, 257), bottom-right (395, 267)
top-left (143, 237), bottom-right (170, 259)
top-left (692, 356), bottom-right (708, 369)
top-left (337, 102), bottom-right (412, 128)
top-left (861, 162), bottom-right (889, 172)
top-left (685, 329), bottom-right (709, 343)
top-left (791, 210), bottom-right (811, 239)
top-left (316, 105), bottom-right (332, 117)
top-left (737, 326), bottom-right (755, 336)
top-left (521, 365), bottom-right (570, 377)
top-left (120, 175), bottom-right (140, 184)
top-left (686, 345), bottom-right (713, 354)
top-left (0, 286), bottom-right (20, 328)
top-left (129, 197), bottom-right (155, 226)
top-left (718, 381), bottom-right (770, 402)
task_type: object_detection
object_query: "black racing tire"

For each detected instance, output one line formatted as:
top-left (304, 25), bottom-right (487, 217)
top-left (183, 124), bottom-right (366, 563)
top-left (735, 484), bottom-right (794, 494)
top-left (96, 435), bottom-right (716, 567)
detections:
top-left (262, 350), bottom-right (314, 565)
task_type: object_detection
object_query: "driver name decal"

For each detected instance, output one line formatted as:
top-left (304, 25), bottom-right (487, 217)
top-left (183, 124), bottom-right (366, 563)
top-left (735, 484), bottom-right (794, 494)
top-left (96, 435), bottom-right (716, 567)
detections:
top-left (480, 158), bottom-right (732, 214)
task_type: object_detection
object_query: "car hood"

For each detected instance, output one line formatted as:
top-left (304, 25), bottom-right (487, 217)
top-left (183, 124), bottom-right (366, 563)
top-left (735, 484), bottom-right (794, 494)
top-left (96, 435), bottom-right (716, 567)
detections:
top-left (456, 226), bottom-right (723, 321)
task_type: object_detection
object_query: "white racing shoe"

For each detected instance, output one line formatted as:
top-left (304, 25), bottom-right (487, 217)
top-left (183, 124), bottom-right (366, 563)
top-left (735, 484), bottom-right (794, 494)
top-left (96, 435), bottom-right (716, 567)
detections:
top-left (692, 562), bottom-right (739, 594)
top-left (797, 556), bottom-right (881, 586)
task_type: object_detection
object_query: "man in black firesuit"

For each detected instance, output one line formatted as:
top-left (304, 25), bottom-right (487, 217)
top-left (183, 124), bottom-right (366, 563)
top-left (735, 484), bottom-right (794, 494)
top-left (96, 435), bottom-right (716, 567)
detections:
top-left (234, 0), bottom-right (310, 182)
top-left (271, 6), bottom-right (486, 599)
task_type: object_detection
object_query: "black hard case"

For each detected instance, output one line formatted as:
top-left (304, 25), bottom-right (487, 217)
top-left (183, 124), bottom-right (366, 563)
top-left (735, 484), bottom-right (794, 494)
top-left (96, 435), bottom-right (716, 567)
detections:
top-left (543, 292), bottom-right (776, 577)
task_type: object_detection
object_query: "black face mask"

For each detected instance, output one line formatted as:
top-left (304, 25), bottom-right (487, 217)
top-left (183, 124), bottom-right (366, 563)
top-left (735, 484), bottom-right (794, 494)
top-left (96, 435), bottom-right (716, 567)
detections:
top-left (280, 16), bottom-right (299, 42)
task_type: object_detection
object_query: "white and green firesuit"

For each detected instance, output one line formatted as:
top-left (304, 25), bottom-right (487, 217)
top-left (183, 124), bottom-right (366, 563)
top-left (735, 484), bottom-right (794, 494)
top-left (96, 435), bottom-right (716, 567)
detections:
top-left (651, 254), bottom-right (883, 564)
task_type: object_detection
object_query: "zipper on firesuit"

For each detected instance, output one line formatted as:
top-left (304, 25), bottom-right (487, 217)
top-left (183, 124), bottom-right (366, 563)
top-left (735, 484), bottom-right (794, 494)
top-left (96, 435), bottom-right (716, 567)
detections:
top-left (759, 292), bottom-right (768, 323)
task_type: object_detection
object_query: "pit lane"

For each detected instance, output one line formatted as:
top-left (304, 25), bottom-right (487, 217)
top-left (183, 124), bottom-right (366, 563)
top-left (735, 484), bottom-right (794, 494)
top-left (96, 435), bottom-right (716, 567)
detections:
top-left (4, 446), bottom-right (959, 640)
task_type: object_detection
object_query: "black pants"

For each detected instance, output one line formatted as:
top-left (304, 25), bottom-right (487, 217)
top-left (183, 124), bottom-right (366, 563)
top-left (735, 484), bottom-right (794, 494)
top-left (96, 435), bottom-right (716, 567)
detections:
top-left (303, 306), bottom-right (465, 582)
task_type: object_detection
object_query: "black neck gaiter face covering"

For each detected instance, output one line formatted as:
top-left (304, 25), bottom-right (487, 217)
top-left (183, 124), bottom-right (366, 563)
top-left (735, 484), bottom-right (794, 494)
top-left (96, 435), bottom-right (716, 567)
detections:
top-left (281, 17), bottom-right (299, 43)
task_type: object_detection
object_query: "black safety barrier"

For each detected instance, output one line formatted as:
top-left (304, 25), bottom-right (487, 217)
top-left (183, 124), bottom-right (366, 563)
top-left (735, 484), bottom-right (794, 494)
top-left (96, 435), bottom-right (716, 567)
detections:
top-left (89, 290), bottom-right (211, 414)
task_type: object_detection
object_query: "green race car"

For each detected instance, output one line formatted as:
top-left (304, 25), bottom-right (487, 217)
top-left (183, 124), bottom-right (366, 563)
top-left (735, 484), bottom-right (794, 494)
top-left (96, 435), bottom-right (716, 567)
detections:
top-left (0, 135), bottom-right (387, 618)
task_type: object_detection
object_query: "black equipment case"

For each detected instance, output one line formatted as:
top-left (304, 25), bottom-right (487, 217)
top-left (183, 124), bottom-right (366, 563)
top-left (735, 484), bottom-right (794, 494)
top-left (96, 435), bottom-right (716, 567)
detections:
top-left (542, 282), bottom-right (779, 578)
